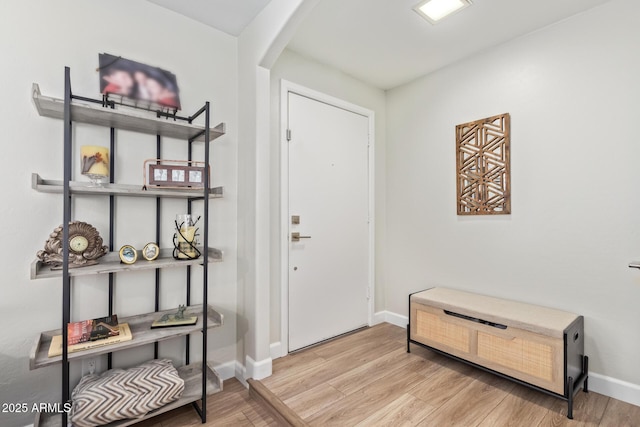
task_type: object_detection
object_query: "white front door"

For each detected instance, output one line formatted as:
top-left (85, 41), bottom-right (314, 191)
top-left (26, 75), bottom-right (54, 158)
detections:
top-left (286, 90), bottom-right (371, 352)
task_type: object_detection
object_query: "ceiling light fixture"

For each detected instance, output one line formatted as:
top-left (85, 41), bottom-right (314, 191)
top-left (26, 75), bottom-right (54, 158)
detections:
top-left (413, 0), bottom-right (472, 24)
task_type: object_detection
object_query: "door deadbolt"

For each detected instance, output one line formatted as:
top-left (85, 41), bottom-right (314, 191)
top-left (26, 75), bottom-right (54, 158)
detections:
top-left (291, 232), bottom-right (311, 242)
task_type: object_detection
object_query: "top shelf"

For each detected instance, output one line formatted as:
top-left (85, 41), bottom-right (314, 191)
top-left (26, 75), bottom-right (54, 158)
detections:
top-left (32, 83), bottom-right (225, 142)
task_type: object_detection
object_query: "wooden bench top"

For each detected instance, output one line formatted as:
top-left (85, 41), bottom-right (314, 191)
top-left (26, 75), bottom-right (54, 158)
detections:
top-left (411, 287), bottom-right (580, 338)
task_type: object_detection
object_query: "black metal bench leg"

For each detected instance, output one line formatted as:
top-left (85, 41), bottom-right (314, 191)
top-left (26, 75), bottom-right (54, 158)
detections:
top-left (406, 324), bottom-right (411, 353)
top-left (567, 376), bottom-right (574, 419)
top-left (583, 355), bottom-right (589, 393)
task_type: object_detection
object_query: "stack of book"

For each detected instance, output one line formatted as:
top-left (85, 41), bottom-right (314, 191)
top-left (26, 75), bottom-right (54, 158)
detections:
top-left (48, 315), bottom-right (132, 358)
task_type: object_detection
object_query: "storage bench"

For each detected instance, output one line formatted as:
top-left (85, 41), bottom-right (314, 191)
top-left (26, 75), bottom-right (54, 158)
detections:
top-left (408, 287), bottom-right (588, 419)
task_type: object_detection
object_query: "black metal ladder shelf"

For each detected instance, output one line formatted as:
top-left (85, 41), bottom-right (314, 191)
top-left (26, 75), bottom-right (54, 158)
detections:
top-left (30, 67), bottom-right (226, 426)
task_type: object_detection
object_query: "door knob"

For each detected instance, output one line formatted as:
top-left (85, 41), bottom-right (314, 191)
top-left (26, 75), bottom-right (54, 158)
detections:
top-left (291, 232), bottom-right (311, 242)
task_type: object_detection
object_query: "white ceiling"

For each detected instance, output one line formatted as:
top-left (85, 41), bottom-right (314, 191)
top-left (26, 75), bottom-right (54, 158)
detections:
top-left (144, 0), bottom-right (613, 90)
top-left (287, 0), bottom-right (613, 89)
top-left (145, 0), bottom-right (271, 36)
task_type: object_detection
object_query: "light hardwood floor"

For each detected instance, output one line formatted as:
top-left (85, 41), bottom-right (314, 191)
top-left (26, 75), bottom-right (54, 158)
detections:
top-left (135, 378), bottom-right (278, 427)
top-left (143, 323), bottom-right (640, 426)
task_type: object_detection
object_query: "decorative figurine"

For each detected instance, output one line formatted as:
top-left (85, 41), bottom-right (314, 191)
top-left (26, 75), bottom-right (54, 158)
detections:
top-left (159, 305), bottom-right (186, 322)
top-left (151, 305), bottom-right (197, 329)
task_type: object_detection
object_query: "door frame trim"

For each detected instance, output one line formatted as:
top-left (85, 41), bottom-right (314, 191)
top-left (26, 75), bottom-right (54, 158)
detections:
top-left (279, 79), bottom-right (376, 356)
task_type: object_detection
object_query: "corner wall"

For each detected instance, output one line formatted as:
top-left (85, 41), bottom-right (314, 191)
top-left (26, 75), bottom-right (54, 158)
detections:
top-left (236, 0), bottom-right (321, 379)
top-left (0, 1), bottom-right (238, 425)
top-left (385, 0), bottom-right (640, 403)
top-left (269, 49), bottom-right (387, 350)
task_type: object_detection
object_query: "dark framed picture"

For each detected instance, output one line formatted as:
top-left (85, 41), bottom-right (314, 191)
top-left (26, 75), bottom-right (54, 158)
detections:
top-left (98, 53), bottom-right (181, 110)
top-left (144, 159), bottom-right (209, 189)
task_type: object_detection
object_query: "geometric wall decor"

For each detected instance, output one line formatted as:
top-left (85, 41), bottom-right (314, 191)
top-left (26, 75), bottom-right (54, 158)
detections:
top-left (456, 113), bottom-right (511, 215)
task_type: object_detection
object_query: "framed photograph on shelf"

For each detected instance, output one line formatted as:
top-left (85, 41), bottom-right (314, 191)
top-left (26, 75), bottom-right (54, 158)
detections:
top-left (142, 243), bottom-right (160, 261)
top-left (98, 53), bottom-right (181, 110)
top-left (144, 159), bottom-right (209, 189)
top-left (119, 245), bottom-right (138, 265)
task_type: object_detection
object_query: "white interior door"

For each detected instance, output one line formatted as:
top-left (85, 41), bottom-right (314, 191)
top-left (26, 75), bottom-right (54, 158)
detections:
top-left (287, 91), bottom-right (370, 352)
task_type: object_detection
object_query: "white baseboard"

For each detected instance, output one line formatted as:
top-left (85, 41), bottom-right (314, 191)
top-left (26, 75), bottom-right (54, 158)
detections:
top-left (270, 341), bottom-right (283, 359)
top-left (212, 360), bottom-right (237, 381)
top-left (245, 355), bottom-right (273, 380)
top-left (372, 311), bottom-right (386, 325)
top-left (589, 372), bottom-right (640, 407)
top-left (235, 360), bottom-right (248, 387)
top-left (233, 354), bottom-right (275, 386)
top-left (373, 310), bottom-right (408, 328)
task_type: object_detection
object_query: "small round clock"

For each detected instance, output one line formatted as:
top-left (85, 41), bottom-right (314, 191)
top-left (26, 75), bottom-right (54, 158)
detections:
top-left (119, 245), bottom-right (138, 265)
top-left (69, 235), bottom-right (89, 253)
top-left (142, 242), bottom-right (160, 261)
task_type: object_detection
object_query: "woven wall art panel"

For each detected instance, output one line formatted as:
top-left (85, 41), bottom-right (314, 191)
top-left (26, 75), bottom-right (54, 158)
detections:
top-left (456, 113), bottom-right (511, 215)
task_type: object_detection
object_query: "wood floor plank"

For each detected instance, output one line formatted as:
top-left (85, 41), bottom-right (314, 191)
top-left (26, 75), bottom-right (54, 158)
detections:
top-left (306, 366), bottom-right (428, 426)
top-left (538, 391), bottom-right (610, 427)
top-left (263, 352), bottom-right (328, 391)
top-left (242, 405), bottom-right (281, 427)
top-left (142, 324), bottom-right (640, 427)
top-left (266, 338), bottom-right (402, 400)
top-left (477, 383), bottom-right (559, 427)
top-left (354, 393), bottom-right (436, 427)
top-left (409, 359), bottom-right (479, 409)
top-left (159, 406), bottom-right (201, 427)
top-left (284, 383), bottom-right (346, 419)
top-left (271, 347), bottom-right (326, 372)
top-left (203, 388), bottom-right (254, 420)
top-left (207, 411), bottom-right (254, 426)
top-left (599, 398), bottom-right (640, 427)
top-left (312, 324), bottom-right (405, 360)
top-left (328, 348), bottom-right (415, 395)
top-left (418, 371), bottom-right (515, 426)
top-left (220, 377), bottom-right (249, 393)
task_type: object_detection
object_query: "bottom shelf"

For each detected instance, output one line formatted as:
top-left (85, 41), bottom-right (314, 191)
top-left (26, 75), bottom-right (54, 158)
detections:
top-left (34, 362), bottom-right (222, 427)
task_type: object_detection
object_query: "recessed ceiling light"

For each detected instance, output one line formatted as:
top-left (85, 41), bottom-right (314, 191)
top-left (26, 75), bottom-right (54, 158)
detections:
top-left (413, 0), bottom-right (472, 24)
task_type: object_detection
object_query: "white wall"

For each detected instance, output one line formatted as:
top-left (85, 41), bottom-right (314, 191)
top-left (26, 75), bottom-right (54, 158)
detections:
top-left (0, 1), bottom-right (237, 426)
top-left (386, 0), bottom-right (640, 401)
top-left (236, 0), bottom-right (319, 379)
top-left (268, 49), bottom-right (387, 348)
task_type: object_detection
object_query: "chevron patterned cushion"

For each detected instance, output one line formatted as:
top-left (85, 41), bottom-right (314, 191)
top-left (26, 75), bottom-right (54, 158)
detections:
top-left (70, 359), bottom-right (185, 427)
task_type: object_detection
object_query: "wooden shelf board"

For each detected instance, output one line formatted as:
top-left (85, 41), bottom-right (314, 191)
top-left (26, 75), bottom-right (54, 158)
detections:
top-left (32, 173), bottom-right (223, 199)
top-left (629, 261), bottom-right (640, 269)
top-left (30, 304), bottom-right (223, 370)
top-left (31, 247), bottom-right (222, 280)
top-left (34, 361), bottom-right (222, 427)
top-left (32, 83), bottom-right (225, 142)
